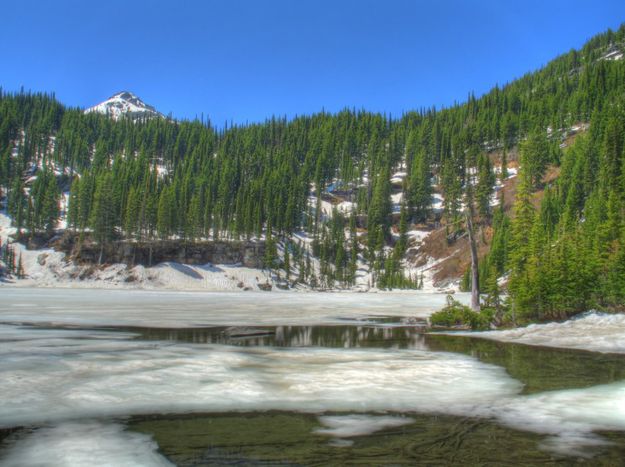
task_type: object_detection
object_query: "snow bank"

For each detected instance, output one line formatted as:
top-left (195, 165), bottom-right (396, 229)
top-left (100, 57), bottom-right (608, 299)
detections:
top-left (1, 212), bottom-right (274, 292)
top-left (336, 200), bottom-right (355, 213)
top-left (406, 230), bottom-right (430, 244)
top-left (2, 211), bottom-right (457, 294)
top-left (453, 312), bottom-right (625, 354)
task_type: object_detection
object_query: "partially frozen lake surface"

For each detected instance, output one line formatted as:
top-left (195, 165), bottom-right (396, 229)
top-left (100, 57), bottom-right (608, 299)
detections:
top-left (0, 288), bottom-right (470, 327)
top-left (1, 288), bottom-right (625, 465)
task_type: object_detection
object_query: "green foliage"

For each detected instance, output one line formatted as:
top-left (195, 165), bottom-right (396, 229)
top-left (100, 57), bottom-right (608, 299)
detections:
top-left (519, 130), bottom-right (550, 190)
top-left (430, 296), bottom-right (493, 330)
top-left (407, 145), bottom-right (431, 222)
top-left (475, 153), bottom-right (495, 220)
top-left (1, 25), bottom-right (625, 299)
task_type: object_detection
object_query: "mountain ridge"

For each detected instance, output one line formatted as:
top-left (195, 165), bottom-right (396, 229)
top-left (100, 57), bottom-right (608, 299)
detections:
top-left (84, 91), bottom-right (162, 120)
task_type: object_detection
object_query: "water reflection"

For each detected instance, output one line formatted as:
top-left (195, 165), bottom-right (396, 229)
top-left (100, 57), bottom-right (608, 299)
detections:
top-left (136, 325), bottom-right (429, 349)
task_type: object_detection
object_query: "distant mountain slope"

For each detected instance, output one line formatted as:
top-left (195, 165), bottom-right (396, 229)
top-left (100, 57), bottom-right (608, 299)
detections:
top-left (85, 91), bottom-right (162, 120)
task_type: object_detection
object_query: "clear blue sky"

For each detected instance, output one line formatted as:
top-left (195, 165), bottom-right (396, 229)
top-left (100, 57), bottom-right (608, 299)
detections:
top-left (2, 0), bottom-right (624, 125)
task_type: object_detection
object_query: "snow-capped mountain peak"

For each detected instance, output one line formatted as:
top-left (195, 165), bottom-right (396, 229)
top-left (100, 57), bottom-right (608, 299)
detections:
top-left (85, 91), bottom-right (162, 120)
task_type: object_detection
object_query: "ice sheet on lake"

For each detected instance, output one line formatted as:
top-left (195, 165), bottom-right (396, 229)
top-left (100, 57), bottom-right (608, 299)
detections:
top-left (0, 323), bottom-right (520, 427)
top-left (490, 380), bottom-right (625, 457)
top-left (452, 312), bottom-right (625, 354)
top-left (2, 292), bottom-right (625, 458)
top-left (0, 287), bottom-right (470, 327)
top-left (2, 322), bottom-right (625, 456)
top-left (0, 421), bottom-right (172, 467)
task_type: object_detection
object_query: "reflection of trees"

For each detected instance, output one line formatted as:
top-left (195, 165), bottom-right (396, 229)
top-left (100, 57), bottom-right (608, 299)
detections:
top-left (137, 325), bottom-right (428, 349)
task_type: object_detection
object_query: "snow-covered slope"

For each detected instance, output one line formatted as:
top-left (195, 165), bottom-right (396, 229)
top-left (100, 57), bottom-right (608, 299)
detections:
top-left (84, 91), bottom-right (162, 120)
top-left (0, 212), bottom-right (275, 292)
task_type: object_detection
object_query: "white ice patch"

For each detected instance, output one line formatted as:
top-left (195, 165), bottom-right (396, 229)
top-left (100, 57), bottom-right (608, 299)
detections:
top-left (314, 415), bottom-right (413, 442)
top-left (454, 312), bottom-right (625, 354)
top-left (0, 421), bottom-right (172, 467)
top-left (0, 323), bottom-right (520, 428)
top-left (491, 380), bottom-right (625, 458)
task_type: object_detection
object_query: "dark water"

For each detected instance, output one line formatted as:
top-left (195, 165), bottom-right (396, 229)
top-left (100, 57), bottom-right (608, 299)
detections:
top-left (130, 411), bottom-right (625, 466)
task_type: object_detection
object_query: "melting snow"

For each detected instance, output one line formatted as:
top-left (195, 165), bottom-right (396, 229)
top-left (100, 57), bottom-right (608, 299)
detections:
top-left (315, 415), bottom-right (414, 439)
top-left (0, 321), bottom-right (521, 429)
top-left (455, 312), bottom-right (625, 354)
top-left (1, 304), bottom-right (625, 457)
top-left (0, 421), bottom-right (172, 467)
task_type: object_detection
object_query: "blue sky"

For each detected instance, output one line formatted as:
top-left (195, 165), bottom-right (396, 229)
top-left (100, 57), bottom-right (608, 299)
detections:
top-left (2, 0), bottom-right (624, 125)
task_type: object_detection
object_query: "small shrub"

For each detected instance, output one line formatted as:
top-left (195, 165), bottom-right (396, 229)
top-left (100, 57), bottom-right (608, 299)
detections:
top-left (430, 295), bottom-right (493, 330)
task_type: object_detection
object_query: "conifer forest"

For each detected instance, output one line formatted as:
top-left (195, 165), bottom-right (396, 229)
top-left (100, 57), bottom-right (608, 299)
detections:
top-left (2, 25), bottom-right (625, 324)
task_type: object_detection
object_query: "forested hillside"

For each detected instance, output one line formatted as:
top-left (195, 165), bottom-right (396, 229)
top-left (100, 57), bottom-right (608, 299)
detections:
top-left (1, 25), bottom-right (625, 322)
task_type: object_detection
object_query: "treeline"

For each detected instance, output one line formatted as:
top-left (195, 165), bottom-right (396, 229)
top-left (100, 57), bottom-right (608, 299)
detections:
top-left (1, 25), bottom-right (625, 300)
top-left (0, 238), bottom-right (24, 279)
top-left (507, 104), bottom-right (625, 320)
top-left (464, 103), bottom-right (625, 322)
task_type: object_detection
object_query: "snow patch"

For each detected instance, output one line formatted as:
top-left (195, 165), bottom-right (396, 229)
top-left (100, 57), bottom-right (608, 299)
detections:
top-left (0, 421), bottom-right (172, 467)
top-left (390, 171), bottom-right (407, 185)
top-left (454, 312), bottom-right (625, 354)
top-left (315, 415), bottom-right (413, 439)
top-left (85, 91), bottom-right (162, 120)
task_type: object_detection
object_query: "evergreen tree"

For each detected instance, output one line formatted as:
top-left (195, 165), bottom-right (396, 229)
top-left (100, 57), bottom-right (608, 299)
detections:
top-left (90, 173), bottom-right (115, 263)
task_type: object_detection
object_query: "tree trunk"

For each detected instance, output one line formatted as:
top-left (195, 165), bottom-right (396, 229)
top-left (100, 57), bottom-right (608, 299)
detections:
top-left (466, 211), bottom-right (480, 311)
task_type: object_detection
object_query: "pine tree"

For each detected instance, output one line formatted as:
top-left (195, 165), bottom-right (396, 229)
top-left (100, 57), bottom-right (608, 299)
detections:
top-left (16, 253), bottom-right (24, 279)
top-left (408, 149), bottom-right (431, 222)
top-left (90, 173), bottom-right (115, 263)
top-left (519, 130), bottom-right (549, 190)
top-left (8, 177), bottom-right (26, 234)
top-left (283, 243), bottom-right (291, 284)
top-left (476, 153), bottom-right (495, 220)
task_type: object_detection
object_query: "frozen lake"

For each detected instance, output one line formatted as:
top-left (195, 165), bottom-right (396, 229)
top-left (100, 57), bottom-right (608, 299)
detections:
top-left (0, 288), bottom-right (470, 327)
top-left (1, 288), bottom-right (625, 465)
